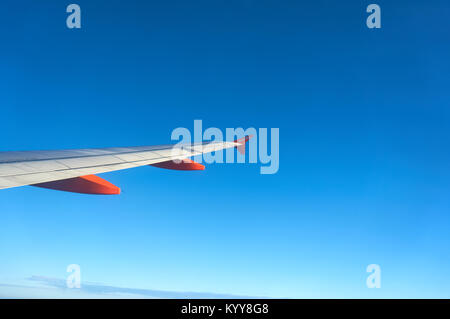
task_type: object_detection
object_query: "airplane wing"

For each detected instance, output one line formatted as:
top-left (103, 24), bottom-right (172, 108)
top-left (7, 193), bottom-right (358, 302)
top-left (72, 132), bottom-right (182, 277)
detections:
top-left (0, 136), bottom-right (251, 195)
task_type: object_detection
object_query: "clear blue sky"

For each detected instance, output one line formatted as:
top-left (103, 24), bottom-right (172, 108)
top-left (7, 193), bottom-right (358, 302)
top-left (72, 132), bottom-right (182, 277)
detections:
top-left (0, 0), bottom-right (450, 298)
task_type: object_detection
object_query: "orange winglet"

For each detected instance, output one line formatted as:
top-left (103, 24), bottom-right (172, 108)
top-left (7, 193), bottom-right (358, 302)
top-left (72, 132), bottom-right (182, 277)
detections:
top-left (31, 175), bottom-right (121, 195)
top-left (150, 158), bottom-right (205, 171)
top-left (234, 135), bottom-right (253, 155)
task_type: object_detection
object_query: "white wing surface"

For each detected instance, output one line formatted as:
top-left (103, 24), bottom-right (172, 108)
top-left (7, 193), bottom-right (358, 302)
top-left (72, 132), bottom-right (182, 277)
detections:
top-left (0, 136), bottom-right (251, 194)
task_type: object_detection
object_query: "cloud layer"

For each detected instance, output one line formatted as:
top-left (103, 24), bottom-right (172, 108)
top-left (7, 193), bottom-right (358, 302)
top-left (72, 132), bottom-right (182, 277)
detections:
top-left (0, 276), bottom-right (257, 299)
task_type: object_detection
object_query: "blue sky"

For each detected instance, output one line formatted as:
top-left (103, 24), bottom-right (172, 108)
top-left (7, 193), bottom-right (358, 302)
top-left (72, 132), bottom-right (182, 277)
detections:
top-left (1, 0), bottom-right (450, 298)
